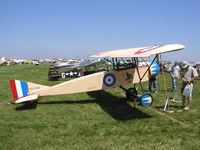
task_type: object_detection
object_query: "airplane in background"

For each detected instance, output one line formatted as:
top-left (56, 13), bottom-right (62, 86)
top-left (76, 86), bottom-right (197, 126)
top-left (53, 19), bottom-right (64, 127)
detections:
top-left (8, 44), bottom-right (185, 107)
top-left (52, 59), bottom-right (81, 68)
top-left (13, 59), bottom-right (27, 65)
top-left (48, 59), bottom-right (107, 79)
top-left (0, 57), bottom-right (6, 65)
top-left (0, 57), bottom-right (39, 65)
top-left (4, 59), bottom-right (14, 66)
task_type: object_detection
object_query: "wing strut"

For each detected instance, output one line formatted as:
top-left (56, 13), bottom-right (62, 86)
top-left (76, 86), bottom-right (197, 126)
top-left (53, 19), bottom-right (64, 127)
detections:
top-left (139, 55), bottom-right (158, 82)
top-left (134, 58), bottom-right (145, 93)
top-left (134, 54), bottom-right (159, 93)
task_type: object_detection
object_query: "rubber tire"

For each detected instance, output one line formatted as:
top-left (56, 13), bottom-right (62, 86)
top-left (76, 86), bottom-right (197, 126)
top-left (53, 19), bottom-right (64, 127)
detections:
top-left (126, 88), bottom-right (138, 101)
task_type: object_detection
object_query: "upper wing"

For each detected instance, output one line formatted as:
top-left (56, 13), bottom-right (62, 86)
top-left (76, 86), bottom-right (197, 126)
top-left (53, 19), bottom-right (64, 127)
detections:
top-left (90, 44), bottom-right (185, 58)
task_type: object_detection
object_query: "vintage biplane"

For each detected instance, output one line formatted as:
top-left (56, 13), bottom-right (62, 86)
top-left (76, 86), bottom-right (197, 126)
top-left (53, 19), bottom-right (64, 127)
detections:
top-left (9, 44), bottom-right (185, 106)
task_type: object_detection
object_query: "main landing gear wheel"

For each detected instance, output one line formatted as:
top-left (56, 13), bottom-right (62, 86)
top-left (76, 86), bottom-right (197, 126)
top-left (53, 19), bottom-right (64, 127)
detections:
top-left (140, 94), bottom-right (153, 106)
top-left (126, 88), bottom-right (138, 101)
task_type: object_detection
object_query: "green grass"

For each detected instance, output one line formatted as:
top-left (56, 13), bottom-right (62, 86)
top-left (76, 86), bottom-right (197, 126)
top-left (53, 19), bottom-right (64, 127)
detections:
top-left (0, 63), bottom-right (200, 150)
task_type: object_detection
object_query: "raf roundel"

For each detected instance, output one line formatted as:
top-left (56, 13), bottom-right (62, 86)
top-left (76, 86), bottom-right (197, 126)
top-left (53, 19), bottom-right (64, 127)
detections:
top-left (103, 73), bottom-right (116, 87)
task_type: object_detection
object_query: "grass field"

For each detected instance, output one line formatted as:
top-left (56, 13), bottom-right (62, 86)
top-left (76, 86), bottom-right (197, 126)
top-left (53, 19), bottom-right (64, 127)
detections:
top-left (0, 63), bottom-right (200, 150)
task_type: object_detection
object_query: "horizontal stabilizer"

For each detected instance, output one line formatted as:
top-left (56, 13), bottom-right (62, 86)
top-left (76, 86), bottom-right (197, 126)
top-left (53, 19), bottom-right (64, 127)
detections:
top-left (15, 94), bottom-right (39, 103)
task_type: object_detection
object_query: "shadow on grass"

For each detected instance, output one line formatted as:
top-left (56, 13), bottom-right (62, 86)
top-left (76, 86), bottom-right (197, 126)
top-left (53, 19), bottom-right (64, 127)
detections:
top-left (87, 90), bottom-right (152, 121)
top-left (15, 99), bottom-right (95, 111)
top-left (16, 90), bottom-right (152, 121)
top-left (38, 100), bottom-right (96, 105)
top-left (15, 101), bottom-right (38, 111)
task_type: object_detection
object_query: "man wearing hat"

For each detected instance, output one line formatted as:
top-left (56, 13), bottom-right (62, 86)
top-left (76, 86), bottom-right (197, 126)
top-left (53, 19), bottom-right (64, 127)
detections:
top-left (181, 61), bottom-right (198, 110)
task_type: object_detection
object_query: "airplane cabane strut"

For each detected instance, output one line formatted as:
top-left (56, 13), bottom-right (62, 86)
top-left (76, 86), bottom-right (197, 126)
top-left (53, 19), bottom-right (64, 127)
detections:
top-left (134, 57), bottom-right (145, 93)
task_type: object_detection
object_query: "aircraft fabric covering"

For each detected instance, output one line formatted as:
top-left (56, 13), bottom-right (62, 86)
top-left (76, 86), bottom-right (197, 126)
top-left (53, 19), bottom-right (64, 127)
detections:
top-left (90, 44), bottom-right (185, 58)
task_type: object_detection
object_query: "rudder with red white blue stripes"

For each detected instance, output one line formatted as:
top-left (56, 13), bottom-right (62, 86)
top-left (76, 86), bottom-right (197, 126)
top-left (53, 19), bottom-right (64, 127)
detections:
top-left (10, 79), bottom-right (29, 100)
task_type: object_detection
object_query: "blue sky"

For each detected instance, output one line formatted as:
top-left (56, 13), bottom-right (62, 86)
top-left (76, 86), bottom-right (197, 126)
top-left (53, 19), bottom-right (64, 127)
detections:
top-left (0, 0), bottom-right (200, 61)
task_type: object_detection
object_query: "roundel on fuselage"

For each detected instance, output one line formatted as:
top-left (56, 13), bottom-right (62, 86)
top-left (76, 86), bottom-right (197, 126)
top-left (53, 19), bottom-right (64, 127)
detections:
top-left (103, 73), bottom-right (116, 87)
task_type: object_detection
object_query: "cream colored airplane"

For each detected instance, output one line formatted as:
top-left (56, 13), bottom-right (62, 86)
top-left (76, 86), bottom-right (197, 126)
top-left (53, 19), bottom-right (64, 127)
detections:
top-left (9, 44), bottom-right (185, 106)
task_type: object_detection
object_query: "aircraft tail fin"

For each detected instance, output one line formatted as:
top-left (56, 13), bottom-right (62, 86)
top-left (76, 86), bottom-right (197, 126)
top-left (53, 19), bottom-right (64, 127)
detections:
top-left (10, 79), bottom-right (29, 101)
top-left (9, 79), bottom-right (49, 103)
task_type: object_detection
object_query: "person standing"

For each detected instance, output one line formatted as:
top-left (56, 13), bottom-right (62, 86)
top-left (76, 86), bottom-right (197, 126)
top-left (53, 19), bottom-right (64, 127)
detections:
top-left (181, 62), bottom-right (198, 110)
top-left (170, 61), bottom-right (181, 100)
top-left (149, 74), bottom-right (158, 93)
top-left (149, 61), bottom-right (160, 94)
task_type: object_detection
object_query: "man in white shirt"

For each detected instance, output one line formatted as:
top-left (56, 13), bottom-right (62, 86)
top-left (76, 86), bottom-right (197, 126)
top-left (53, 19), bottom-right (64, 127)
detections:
top-left (170, 61), bottom-right (180, 100)
top-left (181, 61), bottom-right (198, 110)
top-left (171, 61), bottom-right (180, 91)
